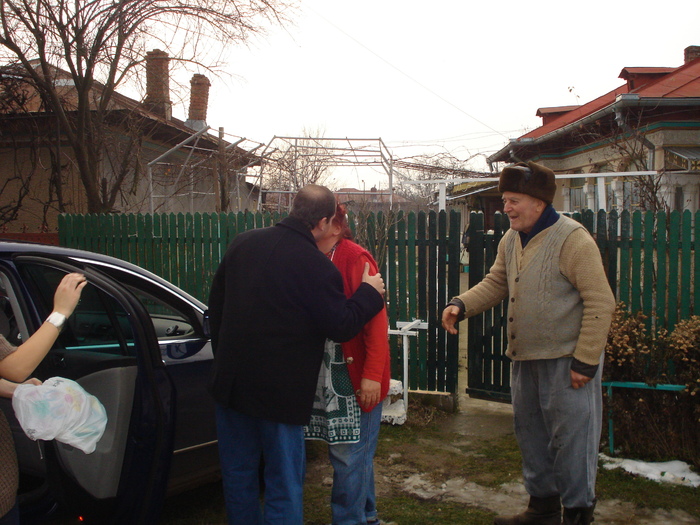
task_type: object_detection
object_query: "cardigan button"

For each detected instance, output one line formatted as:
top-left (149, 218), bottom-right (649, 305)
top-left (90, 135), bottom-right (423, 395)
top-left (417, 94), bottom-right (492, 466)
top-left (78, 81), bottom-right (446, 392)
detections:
top-left (512, 350), bottom-right (517, 356)
top-left (515, 277), bottom-right (520, 282)
top-left (511, 297), bottom-right (515, 303)
top-left (509, 317), bottom-right (514, 322)
top-left (511, 334), bottom-right (516, 340)
top-left (346, 357), bottom-right (354, 364)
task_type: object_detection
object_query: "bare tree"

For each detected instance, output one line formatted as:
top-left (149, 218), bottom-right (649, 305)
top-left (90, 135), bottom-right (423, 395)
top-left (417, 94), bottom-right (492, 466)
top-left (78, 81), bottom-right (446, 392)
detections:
top-left (262, 128), bottom-right (335, 193)
top-left (0, 64), bottom-right (68, 229)
top-left (0, 0), bottom-right (293, 213)
top-left (393, 151), bottom-right (486, 208)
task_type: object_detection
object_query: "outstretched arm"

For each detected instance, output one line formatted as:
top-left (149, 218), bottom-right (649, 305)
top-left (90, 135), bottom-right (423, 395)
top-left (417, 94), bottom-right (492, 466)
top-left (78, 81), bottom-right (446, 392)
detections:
top-left (0, 273), bottom-right (87, 382)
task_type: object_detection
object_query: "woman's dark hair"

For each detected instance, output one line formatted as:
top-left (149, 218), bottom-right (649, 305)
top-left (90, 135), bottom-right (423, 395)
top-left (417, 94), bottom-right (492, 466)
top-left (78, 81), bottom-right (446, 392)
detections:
top-left (290, 185), bottom-right (336, 230)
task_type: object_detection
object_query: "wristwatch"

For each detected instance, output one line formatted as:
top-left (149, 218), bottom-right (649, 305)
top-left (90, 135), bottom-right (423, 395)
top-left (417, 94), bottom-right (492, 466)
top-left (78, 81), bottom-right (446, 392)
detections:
top-left (45, 312), bottom-right (66, 330)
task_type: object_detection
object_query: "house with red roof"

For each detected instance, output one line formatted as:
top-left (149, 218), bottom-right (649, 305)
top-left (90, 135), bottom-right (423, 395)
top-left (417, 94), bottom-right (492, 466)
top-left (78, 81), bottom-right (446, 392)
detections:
top-left (488, 45), bottom-right (700, 212)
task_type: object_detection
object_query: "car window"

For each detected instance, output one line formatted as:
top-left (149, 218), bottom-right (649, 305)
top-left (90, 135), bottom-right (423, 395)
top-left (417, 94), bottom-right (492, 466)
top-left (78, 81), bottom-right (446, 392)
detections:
top-left (125, 287), bottom-right (195, 340)
top-left (87, 264), bottom-right (202, 342)
top-left (20, 264), bottom-right (136, 357)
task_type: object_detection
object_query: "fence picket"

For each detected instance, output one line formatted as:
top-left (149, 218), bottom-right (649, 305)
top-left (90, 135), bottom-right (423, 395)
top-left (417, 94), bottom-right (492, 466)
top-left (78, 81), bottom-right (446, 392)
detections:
top-left (607, 209), bottom-right (618, 296)
top-left (426, 211), bottom-right (438, 391)
top-left (194, 213), bottom-right (203, 297)
top-left (618, 211), bottom-right (630, 308)
top-left (447, 210), bottom-right (461, 394)
top-left (643, 212), bottom-right (655, 327)
top-left (406, 212), bottom-right (418, 391)
top-left (656, 211), bottom-right (667, 329)
top-left (680, 211), bottom-right (692, 320)
top-left (668, 211), bottom-right (680, 331)
top-left (631, 212), bottom-right (642, 313)
top-left (416, 211), bottom-right (428, 391)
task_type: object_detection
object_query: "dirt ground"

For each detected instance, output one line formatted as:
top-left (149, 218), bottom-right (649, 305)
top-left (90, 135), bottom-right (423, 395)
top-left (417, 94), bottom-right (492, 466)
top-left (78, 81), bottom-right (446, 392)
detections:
top-left (305, 392), bottom-right (699, 525)
top-left (426, 396), bottom-right (698, 524)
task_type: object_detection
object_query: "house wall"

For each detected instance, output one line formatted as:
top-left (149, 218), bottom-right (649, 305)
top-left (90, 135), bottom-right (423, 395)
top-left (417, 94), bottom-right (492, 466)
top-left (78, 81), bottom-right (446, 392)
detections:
top-left (0, 135), bottom-right (258, 233)
top-left (0, 145), bottom-right (87, 233)
top-left (537, 126), bottom-right (700, 212)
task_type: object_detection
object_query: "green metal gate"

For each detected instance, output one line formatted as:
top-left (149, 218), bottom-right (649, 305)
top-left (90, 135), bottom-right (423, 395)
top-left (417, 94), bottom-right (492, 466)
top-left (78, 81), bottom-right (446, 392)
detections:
top-left (465, 211), bottom-right (511, 401)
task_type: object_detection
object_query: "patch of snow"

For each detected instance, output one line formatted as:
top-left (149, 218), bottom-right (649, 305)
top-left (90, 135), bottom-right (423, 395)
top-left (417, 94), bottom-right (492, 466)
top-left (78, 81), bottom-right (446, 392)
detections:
top-left (381, 379), bottom-right (406, 425)
top-left (386, 379), bottom-right (403, 396)
top-left (600, 453), bottom-right (700, 488)
top-left (381, 399), bottom-right (406, 425)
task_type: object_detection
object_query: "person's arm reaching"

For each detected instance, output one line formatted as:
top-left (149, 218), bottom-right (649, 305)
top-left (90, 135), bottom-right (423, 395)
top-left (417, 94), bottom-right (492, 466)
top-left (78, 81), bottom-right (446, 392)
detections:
top-left (0, 273), bottom-right (86, 382)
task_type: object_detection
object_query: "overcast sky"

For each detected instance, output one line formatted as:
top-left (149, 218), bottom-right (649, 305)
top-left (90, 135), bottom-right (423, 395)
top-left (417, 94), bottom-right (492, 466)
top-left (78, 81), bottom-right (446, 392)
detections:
top-left (172, 0), bottom-right (700, 188)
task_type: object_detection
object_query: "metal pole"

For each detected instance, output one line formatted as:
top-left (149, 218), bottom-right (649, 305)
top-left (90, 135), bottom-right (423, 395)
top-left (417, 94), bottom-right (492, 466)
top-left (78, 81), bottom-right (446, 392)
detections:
top-left (439, 182), bottom-right (447, 211)
top-left (390, 319), bottom-right (425, 415)
top-left (389, 155), bottom-right (394, 209)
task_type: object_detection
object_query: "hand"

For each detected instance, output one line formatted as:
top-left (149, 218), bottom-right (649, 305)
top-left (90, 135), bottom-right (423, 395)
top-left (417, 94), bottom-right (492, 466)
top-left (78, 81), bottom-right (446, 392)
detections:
top-left (362, 262), bottom-right (385, 296)
top-left (356, 378), bottom-right (381, 410)
top-left (441, 305), bottom-right (460, 335)
top-left (570, 370), bottom-right (592, 389)
top-left (0, 378), bottom-right (40, 398)
top-left (53, 273), bottom-right (88, 317)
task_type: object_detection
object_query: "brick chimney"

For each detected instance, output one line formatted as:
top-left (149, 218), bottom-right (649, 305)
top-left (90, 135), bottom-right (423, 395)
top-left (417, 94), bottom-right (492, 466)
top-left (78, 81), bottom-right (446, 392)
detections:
top-left (684, 45), bottom-right (700, 64)
top-left (185, 74), bottom-right (210, 131)
top-left (144, 49), bottom-right (172, 119)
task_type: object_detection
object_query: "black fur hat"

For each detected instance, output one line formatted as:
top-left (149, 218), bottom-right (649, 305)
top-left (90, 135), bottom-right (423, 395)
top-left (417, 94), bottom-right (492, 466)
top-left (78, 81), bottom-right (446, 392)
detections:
top-left (498, 161), bottom-right (556, 204)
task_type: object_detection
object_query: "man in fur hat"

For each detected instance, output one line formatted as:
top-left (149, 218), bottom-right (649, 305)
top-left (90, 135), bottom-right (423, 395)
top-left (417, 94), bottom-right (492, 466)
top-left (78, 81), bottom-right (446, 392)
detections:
top-left (441, 161), bottom-right (615, 525)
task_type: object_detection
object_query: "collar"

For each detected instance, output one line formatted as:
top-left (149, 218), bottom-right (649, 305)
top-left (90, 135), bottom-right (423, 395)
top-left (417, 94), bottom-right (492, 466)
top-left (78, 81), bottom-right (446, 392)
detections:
top-left (519, 205), bottom-right (559, 248)
top-left (278, 216), bottom-right (318, 245)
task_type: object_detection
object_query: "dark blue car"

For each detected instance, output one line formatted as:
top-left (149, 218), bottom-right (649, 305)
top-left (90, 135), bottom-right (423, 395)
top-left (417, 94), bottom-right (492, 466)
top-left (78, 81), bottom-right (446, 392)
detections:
top-left (0, 241), bottom-right (218, 524)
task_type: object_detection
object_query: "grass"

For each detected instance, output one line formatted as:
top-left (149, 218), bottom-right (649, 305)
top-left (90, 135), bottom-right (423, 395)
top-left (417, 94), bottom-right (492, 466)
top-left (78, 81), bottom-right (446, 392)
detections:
top-left (157, 401), bottom-right (700, 524)
top-left (597, 467), bottom-right (700, 518)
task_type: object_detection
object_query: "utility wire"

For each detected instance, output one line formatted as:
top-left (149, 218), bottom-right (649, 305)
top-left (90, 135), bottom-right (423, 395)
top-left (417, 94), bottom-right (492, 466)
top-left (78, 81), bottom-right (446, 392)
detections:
top-left (305, 4), bottom-right (509, 141)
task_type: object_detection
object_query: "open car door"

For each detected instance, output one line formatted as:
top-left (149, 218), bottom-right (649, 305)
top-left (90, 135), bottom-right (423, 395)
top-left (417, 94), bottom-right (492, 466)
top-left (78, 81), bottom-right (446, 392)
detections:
top-left (0, 255), bottom-right (176, 524)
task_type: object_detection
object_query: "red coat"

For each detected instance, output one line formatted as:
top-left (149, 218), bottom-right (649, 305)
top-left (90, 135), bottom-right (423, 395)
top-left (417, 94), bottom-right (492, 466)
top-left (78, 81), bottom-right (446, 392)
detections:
top-left (331, 239), bottom-right (391, 411)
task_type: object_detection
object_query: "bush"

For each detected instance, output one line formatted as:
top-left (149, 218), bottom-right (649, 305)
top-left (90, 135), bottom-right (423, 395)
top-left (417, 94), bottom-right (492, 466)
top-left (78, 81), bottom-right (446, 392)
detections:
top-left (604, 304), bottom-right (700, 467)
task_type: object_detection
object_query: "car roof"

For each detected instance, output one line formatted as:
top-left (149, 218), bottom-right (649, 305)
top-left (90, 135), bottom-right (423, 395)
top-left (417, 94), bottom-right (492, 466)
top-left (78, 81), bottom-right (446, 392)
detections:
top-left (0, 240), bottom-right (206, 310)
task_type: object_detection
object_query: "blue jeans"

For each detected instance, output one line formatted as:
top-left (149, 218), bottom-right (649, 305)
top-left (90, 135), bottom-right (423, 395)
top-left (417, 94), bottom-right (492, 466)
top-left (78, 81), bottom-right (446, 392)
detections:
top-left (328, 402), bottom-right (382, 525)
top-left (216, 405), bottom-right (306, 525)
top-left (0, 504), bottom-right (19, 525)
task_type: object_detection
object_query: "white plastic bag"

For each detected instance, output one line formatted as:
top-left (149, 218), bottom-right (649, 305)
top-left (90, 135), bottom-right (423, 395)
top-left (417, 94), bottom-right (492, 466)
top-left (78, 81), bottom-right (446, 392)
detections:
top-left (12, 377), bottom-right (108, 454)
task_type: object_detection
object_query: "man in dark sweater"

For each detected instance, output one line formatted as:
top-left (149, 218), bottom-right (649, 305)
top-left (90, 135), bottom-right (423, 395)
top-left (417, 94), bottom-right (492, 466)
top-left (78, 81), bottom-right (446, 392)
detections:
top-left (209, 184), bottom-right (386, 525)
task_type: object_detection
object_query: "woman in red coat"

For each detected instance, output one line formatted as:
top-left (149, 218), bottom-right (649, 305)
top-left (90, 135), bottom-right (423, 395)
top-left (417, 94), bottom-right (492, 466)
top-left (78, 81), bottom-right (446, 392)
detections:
top-left (305, 202), bottom-right (391, 525)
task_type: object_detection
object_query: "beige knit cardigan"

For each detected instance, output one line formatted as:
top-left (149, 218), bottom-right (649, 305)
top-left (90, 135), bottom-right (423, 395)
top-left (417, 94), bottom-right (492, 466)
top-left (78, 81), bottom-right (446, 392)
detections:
top-left (454, 217), bottom-right (616, 366)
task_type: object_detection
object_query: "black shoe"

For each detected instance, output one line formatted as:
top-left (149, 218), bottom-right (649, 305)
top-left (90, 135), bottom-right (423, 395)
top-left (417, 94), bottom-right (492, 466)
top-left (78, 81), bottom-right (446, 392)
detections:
top-left (562, 500), bottom-right (596, 525)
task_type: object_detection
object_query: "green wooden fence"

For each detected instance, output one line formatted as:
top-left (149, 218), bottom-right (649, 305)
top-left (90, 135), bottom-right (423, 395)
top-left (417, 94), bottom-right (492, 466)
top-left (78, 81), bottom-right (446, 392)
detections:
top-left (58, 210), bottom-right (463, 395)
top-left (466, 208), bottom-right (700, 401)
